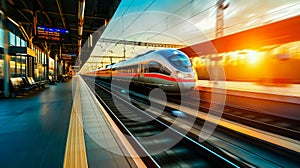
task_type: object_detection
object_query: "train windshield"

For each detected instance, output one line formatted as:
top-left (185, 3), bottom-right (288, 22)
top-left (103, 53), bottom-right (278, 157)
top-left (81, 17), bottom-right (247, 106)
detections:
top-left (168, 53), bottom-right (192, 72)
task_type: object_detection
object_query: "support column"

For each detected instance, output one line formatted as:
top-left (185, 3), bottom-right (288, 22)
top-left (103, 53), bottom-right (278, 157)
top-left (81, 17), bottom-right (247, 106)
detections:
top-left (46, 50), bottom-right (50, 78)
top-left (1, 10), bottom-right (10, 97)
top-left (215, 0), bottom-right (229, 38)
top-left (55, 54), bottom-right (58, 81)
top-left (3, 26), bottom-right (10, 97)
top-left (63, 60), bottom-right (65, 75)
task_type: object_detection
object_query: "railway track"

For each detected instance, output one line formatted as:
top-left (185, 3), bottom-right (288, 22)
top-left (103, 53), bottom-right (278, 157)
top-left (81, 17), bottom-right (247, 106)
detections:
top-left (166, 91), bottom-right (300, 141)
top-left (82, 77), bottom-right (243, 168)
top-left (81, 76), bottom-right (300, 167)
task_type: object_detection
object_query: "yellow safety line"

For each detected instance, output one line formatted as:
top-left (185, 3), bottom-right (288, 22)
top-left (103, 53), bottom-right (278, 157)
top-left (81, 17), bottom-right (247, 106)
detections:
top-left (63, 77), bottom-right (88, 168)
top-left (95, 96), bottom-right (147, 168)
top-left (80, 76), bottom-right (147, 168)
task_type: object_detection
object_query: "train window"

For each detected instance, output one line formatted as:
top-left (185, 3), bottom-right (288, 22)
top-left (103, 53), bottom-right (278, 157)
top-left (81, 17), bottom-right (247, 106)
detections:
top-left (148, 61), bottom-right (171, 75)
top-left (160, 67), bottom-right (171, 76)
top-left (132, 64), bottom-right (138, 73)
top-left (149, 62), bottom-right (160, 73)
top-left (168, 54), bottom-right (193, 72)
top-left (143, 63), bottom-right (149, 73)
top-left (169, 54), bottom-right (191, 67)
top-left (117, 65), bottom-right (139, 73)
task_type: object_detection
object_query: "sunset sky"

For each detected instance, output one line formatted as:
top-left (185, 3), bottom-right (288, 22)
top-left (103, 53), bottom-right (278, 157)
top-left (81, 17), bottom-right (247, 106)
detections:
top-left (84, 0), bottom-right (300, 71)
top-left (105, 0), bottom-right (300, 41)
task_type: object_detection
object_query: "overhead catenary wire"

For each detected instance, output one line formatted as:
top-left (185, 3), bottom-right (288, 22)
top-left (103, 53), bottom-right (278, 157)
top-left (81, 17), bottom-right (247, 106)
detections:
top-left (86, 1), bottom-right (300, 72)
top-left (176, 2), bottom-right (300, 45)
top-left (145, 3), bottom-right (216, 43)
top-left (117, 0), bottom-right (157, 38)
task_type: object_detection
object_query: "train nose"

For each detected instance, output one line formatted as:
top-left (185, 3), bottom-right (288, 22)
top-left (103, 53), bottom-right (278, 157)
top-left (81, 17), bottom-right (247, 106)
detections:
top-left (186, 73), bottom-right (193, 78)
top-left (175, 72), bottom-right (196, 91)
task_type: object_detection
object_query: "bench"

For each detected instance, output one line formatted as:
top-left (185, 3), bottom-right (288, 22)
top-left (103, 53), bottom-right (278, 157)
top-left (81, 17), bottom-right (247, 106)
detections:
top-left (27, 77), bottom-right (47, 88)
top-left (48, 75), bottom-right (56, 84)
top-left (10, 77), bottom-right (34, 96)
top-left (22, 77), bottom-right (38, 90)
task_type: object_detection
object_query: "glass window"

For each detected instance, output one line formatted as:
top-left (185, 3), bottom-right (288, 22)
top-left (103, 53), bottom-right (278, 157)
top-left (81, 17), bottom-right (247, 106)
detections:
top-left (38, 50), bottom-right (40, 63)
top-left (42, 53), bottom-right (45, 64)
top-left (20, 38), bottom-right (27, 47)
top-left (160, 67), bottom-right (171, 75)
top-left (8, 55), bottom-right (25, 77)
top-left (0, 28), bottom-right (4, 48)
top-left (21, 56), bottom-right (26, 76)
top-left (143, 63), bottom-right (149, 73)
top-left (10, 56), bottom-right (16, 76)
top-left (16, 36), bottom-right (21, 46)
top-left (9, 32), bottom-right (15, 46)
top-left (169, 54), bottom-right (191, 67)
top-left (168, 53), bottom-right (193, 72)
top-left (0, 58), bottom-right (4, 78)
top-left (129, 65), bottom-right (138, 73)
top-left (149, 61), bottom-right (160, 73)
top-left (148, 61), bottom-right (171, 75)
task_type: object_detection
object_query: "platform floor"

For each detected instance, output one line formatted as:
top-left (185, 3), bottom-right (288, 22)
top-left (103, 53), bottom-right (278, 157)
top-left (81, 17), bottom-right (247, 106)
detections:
top-left (0, 81), bottom-right (73, 167)
top-left (196, 80), bottom-right (300, 98)
top-left (67, 76), bottom-right (141, 168)
top-left (0, 78), bottom-right (141, 168)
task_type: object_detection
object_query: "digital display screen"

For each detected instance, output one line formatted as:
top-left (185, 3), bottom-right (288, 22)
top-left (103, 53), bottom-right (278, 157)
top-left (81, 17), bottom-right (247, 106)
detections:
top-left (61, 54), bottom-right (76, 60)
top-left (36, 26), bottom-right (69, 42)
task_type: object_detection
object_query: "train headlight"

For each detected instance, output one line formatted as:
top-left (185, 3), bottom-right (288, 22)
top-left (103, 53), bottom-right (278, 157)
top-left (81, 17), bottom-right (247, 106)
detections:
top-left (177, 71), bottom-right (185, 78)
top-left (186, 73), bottom-right (193, 78)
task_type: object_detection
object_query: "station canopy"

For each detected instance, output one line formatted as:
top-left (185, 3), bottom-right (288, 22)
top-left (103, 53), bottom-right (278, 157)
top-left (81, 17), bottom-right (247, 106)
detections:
top-left (3, 0), bottom-right (121, 59)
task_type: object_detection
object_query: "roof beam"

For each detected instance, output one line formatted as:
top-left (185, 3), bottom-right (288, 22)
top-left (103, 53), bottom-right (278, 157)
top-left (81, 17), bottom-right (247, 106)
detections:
top-left (37, 0), bottom-right (52, 26)
top-left (56, 0), bottom-right (66, 28)
top-left (69, 27), bottom-right (102, 33)
top-left (20, 0), bottom-right (30, 13)
top-left (88, 0), bottom-right (97, 30)
top-left (20, 9), bottom-right (106, 19)
top-left (19, 0), bottom-right (33, 37)
top-left (17, 9), bottom-right (31, 23)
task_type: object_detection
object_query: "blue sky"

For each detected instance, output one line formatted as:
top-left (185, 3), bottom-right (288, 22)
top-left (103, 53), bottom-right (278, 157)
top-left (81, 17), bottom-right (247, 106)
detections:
top-left (83, 0), bottom-right (300, 71)
top-left (107, 0), bottom-right (300, 40)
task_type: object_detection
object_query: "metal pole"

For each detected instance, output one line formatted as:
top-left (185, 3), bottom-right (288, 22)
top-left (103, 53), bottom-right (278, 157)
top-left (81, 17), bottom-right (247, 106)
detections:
top-left (46, 50), bottom-right (49, 78)
top-left (1, 11), bottom-right (11, 97)
top-left (215, 0), bottom-right (229, 38)
top-left (55, 54), bottom-right (58, 81)
top-left (63, 60), bottom-right (65, 74)
top-left (123, 45), bottom-right (126, 59)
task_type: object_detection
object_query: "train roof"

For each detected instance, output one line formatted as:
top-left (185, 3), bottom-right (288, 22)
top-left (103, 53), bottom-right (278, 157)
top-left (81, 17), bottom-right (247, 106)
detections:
top-left (134, 50), bottom-right (155, 58)
top-left (111, 48), bottom-right (187, 68)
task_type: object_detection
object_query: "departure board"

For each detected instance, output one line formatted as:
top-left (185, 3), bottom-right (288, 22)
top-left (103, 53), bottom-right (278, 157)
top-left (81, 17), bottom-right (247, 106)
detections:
top-left (36, 26), bottom-right (69, 42)
top-left (61, 54), bottom-right (76, 60)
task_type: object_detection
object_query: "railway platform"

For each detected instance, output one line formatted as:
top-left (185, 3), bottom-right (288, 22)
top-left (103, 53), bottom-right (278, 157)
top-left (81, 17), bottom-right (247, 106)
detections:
top-left (0, 77), bottom-right (144, 168)
top-left (0, 79), bottom-right (73, 167)
top-left (195, 80), bottom-right (300, 120)
top-left (196, 80), bottom-right (300, 99)
top-left (0, 76), bottom-right (299, 167)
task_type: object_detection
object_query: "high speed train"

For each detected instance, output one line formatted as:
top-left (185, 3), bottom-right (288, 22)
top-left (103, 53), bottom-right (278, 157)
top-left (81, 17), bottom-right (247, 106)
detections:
top-left (87, 49), bottom-right (196, 92)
